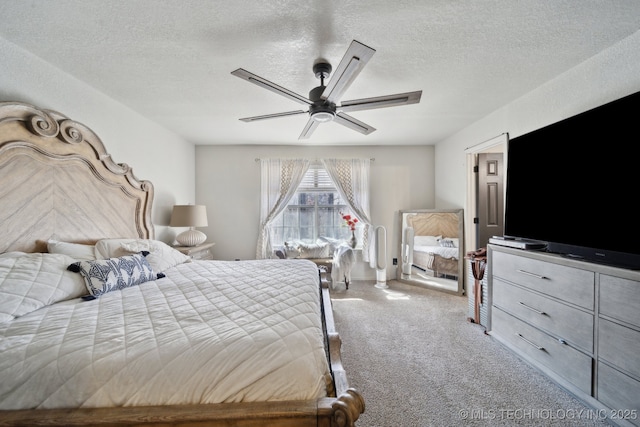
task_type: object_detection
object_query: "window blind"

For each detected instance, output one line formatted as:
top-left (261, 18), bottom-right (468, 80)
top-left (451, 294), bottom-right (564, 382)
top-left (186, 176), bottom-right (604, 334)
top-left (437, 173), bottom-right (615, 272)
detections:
top-left (298, 164), bottom-right (335, 192)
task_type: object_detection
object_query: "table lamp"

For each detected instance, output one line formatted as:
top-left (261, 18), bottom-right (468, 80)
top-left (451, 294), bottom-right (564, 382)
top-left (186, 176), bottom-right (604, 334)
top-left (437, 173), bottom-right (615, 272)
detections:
top-left (170, 205), bottom-right (208, 246)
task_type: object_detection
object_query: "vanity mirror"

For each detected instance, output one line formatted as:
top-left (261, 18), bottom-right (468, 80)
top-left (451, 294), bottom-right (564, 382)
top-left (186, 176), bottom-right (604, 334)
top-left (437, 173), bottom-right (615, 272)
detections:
top-left (396, 209), bottom-right (464, 295)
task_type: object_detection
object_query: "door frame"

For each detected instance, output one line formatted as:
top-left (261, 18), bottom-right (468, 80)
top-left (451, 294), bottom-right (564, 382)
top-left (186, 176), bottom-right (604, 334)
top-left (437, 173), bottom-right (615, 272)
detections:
top-left (464, 133), bottom-right (508, 252)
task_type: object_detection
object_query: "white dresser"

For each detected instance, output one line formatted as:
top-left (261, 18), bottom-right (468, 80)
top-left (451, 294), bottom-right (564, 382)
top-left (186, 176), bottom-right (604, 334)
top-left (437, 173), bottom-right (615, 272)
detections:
top-left (489, 245), bottom-right (640, 426)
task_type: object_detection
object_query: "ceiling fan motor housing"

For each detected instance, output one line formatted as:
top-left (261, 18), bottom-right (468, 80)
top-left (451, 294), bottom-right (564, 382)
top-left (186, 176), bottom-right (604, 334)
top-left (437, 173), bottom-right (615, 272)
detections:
top-left (309, 85), bottom-right (336, 122)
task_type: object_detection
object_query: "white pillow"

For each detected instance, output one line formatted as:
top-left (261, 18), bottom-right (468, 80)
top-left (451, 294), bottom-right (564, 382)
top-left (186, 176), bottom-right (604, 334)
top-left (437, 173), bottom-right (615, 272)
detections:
top-left (414, 235), bottom-right (441, 246)
top-left (47, 239), bottom-right (96, 260)
top-left (120, 239), bottom-right (191, 272)
top-left (94, 238), bottom-right (133, 259)
top-left (297, 241), bottom-right (331, 259)
top-left (0, 252), bottom-right (87, 323)
top-left (95, 238), bottom-right (190, 272)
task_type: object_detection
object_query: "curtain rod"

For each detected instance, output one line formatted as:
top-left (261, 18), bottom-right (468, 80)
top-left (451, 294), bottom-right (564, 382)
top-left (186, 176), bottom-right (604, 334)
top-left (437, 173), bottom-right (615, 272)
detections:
top-left (255, 157), bottom-right (375, 162)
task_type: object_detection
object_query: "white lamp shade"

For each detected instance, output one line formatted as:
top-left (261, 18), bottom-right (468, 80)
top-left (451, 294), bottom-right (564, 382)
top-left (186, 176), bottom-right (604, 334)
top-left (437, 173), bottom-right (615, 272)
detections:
top-left (170, 205), bottom-right (208, 227)
top-left (170, 205), bottom-right (208, 246)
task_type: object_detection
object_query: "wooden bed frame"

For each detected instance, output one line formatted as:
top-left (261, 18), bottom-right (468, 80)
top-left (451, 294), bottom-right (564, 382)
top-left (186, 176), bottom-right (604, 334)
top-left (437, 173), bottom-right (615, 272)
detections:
top-left (0, 102), bottom-right (364, 426)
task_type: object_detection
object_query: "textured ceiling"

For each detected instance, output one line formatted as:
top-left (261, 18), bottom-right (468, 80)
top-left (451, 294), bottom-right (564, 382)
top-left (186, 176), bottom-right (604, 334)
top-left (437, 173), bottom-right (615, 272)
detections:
top-left (1, 0), bottom-right (640, 145)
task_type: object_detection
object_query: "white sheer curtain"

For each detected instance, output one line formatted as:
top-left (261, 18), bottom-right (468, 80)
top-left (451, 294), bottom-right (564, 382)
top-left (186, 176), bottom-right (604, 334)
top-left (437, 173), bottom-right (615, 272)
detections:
top-left (321, 158), bottom-right (375, 266)
top-left (256, 158), bottom-right (310, 259)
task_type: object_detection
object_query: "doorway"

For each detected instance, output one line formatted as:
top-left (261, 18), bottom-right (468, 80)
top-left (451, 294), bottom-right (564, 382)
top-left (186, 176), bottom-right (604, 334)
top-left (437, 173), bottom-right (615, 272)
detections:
top-left (465, 134), bottom-right (507, 251)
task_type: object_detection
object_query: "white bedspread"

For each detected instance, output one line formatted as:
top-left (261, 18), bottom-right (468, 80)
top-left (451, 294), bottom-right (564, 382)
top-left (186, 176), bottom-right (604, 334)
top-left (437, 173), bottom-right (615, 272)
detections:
top-left (0, 259), bottom-right (331, 410)
top-left (413, 245), bottom-right (459, 259)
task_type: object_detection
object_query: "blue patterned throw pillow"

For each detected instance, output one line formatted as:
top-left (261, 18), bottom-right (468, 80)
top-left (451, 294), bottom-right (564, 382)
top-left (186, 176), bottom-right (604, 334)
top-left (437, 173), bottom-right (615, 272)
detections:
top-left (68, 252), bottom-right (164, 298)
top-left (438, 238), bottom-right (456, 248)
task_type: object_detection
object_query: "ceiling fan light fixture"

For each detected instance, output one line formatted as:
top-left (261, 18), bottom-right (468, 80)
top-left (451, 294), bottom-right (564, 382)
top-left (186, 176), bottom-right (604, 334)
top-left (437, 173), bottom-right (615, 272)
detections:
top-left (311, 110), bottom-right (335, 122)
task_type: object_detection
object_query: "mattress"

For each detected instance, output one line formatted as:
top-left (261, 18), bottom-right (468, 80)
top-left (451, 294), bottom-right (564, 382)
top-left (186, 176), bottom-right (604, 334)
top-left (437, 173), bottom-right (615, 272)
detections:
top-left (0, 258), bottom-right (331, 410)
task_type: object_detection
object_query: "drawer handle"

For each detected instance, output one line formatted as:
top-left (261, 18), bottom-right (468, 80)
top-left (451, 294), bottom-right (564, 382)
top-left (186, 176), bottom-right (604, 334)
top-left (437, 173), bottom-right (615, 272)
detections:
top-left (516, 269), bottom-right (549, 280)
top-left (516, 333), bottom-right (545, 351)
top-left (518, 301), bottom-right (547, 316)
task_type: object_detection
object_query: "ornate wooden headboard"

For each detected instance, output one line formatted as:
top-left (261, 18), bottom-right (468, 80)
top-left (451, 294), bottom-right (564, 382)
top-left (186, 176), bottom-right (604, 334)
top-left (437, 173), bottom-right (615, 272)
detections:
top-left (406, 212), bottom-right (459, 238)
top-left (0, 102), bottom-right (154, 253)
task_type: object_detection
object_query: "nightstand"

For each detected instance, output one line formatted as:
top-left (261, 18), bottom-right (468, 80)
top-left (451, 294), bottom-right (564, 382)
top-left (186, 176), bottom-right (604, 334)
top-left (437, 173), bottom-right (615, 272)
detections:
top-left (173, 242), bottom-right (215, 260)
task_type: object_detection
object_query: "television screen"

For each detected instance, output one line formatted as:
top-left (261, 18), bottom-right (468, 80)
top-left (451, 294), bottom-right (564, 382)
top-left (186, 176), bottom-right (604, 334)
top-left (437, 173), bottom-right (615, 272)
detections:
top-left (504, 89), bottom-right (640, 269)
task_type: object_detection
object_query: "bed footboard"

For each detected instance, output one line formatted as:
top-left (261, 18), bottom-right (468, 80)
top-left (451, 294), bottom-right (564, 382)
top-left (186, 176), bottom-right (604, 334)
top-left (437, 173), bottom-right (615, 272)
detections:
top-left (0, 397), bottom-right (362, 427)
top-left (319, 283), bottom-right (365, 426)
top-left (432, 253), bottom-right (459, 278)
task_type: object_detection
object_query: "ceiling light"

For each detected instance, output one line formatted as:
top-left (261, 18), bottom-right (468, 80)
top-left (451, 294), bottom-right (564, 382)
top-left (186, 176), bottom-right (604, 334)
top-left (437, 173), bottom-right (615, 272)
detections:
top-left (311, 111), bottom-right (335, 122)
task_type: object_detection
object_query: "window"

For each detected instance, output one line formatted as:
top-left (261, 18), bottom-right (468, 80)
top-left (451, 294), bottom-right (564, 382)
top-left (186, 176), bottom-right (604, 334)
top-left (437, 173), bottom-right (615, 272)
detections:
top-left (269, 165), bottom-right (361, 247)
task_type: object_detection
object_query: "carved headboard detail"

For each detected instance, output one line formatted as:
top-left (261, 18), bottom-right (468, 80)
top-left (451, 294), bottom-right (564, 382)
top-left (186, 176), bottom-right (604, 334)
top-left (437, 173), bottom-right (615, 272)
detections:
top-left (406, 212), bottom-right (459, 238)
top-left (0, 102), bottom-right (154, 253)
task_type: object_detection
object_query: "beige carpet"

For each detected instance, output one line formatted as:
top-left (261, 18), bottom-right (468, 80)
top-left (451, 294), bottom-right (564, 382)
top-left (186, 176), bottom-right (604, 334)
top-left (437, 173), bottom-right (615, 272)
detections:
top-left (330, 280), bottom-right (610, 427)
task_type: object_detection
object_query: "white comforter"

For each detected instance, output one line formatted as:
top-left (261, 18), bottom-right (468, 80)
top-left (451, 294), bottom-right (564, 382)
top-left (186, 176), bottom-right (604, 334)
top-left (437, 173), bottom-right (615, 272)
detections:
top-left (0, 259), bottom-right (331, 410)
top-left (413, 245), bottom-right (459, 259)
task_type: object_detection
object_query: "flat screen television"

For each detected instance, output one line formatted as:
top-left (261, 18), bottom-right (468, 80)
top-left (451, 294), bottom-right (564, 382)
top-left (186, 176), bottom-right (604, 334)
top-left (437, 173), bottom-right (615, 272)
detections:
top-left (504, 89), bottom-right (640, 270)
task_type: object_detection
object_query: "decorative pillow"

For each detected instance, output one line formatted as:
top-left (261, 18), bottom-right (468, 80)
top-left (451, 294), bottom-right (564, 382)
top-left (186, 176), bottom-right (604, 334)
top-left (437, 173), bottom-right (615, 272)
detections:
top-left (437, 237), bottom-right (459, 248)
top-left (47, 239), bottom-right (96, 261)
top-left (0, 252), bottom-right (87, 323)
top-left (95, 238), bottom-right (190, 272)
top-left (68, 252), bottom-right (162, 298)
top-left (438, 238), bottom-right (456, 248)
top-left (283, 241), bottom-right (301, 259)
top-left (273, 247), bottom-right (287, 259)
top-left (297, 241), bottom-right (331, 259)
top-left (414, 235), bottom-right (441, 246)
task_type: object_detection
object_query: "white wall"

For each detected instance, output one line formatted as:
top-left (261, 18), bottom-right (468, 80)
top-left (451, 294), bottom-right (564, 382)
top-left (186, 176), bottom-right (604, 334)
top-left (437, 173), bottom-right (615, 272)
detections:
top-left (195, 145), bottom-right (434, 279)
top-left (435, 31), bottom-right (640, 216)
top-left (0, 37), bottom-right (195, 242)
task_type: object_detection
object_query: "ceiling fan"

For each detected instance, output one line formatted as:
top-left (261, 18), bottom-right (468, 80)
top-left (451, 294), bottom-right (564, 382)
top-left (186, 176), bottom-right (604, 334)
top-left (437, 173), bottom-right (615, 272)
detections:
top-left (231, 40), bottom-right (422, 140)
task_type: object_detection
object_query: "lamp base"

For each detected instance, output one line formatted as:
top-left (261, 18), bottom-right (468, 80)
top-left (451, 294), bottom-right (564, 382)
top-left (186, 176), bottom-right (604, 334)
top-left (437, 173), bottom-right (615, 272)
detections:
top-left (175, 229), bottom-right (206, 247)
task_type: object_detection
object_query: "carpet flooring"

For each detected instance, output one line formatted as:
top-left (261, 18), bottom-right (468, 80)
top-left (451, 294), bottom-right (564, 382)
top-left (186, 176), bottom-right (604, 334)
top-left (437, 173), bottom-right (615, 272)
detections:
top-left (330, 280), bottom-right (610, 426)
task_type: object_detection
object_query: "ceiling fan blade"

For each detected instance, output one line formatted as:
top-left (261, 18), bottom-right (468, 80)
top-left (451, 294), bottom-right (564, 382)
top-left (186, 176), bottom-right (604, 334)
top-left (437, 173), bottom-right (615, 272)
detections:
top-left (231, 68), bottom-right (312, 106)
top-left (334, 112), bottom-right (376, 135)
top-left (321, 40), bottom-right (375, 104)
top-left (299, 118), bottom-right (320, 140)
top-left (339, 90), bottom-right (422, 113)
top-left (239, 110), bottom-right (307, 122)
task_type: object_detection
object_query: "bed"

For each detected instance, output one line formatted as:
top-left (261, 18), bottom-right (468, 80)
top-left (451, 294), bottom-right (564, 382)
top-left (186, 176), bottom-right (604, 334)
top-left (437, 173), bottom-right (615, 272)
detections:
top-left (0, 102), bottom-right (364, 426)
top-left (406, 212), bottom-right (460, 279)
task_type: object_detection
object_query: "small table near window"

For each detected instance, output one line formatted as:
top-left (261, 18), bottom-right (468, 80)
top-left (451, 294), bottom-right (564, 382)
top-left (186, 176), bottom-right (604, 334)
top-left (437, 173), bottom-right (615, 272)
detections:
top-left (173, 242), bottom-right (215, 260)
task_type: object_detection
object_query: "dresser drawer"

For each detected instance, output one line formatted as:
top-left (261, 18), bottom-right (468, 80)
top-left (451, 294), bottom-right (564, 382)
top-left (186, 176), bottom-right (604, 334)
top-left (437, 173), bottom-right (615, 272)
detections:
top-left (600, 275), bottom-right (640, 327)
top-left (492, 251), bottom-right (594, 309)
top-left (597, 362), bottom-right (640, 426)
top-left (492, 308), bottom-right (592, 394)
top-left (599, 318), bottom-right (640, 379)
top-left (493, 278), bottom-right (593, 352)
